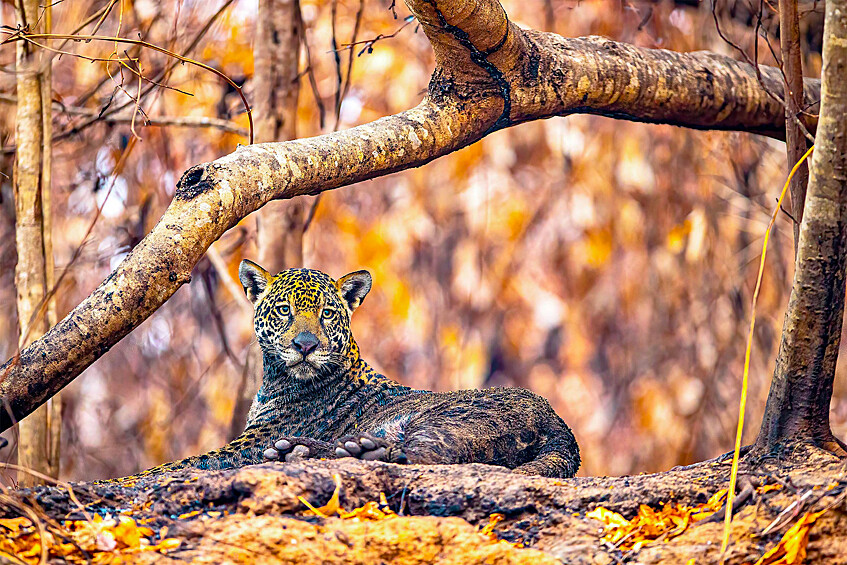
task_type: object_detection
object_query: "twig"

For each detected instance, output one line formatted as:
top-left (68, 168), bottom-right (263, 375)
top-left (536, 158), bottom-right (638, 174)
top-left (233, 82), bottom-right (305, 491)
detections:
top-left (711, 1), bottom-right (782, 104)
top-left (720, 145), bottom-right (815, 559)
top-left (0, 493), bottom-right (47, 565)
top-left (199, 260), bottom-right (245, 372)
top-left (340, 0), bottom-right (366, 105)
top-left (702, 477), bottom-right (756, 524)
top-left (3, 95), bottom-right (249, 135)
top-left (331, 0), bottom-right (344, 129)
top-left (760, 489), bottom-right (815, 535)
top-left (205, 245), bottom-right (253, 311)
top-left (0, 31), bottom-right (254, 144)
top-left (711, 0), bottom-right (814, 142)
top-left (0, 462), bottom-right (91, 522)
top-left (602, 540), bottom-right (626, 565)
top-left (336, 15), bottom-right (415, 57)
top-left (4, 0), bottom-right (238, 150)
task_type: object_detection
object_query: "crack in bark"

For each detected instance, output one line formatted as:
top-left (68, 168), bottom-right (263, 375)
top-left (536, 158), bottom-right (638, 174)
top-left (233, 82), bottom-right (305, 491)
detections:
top-left (421, 0), bottom-right (511, 131)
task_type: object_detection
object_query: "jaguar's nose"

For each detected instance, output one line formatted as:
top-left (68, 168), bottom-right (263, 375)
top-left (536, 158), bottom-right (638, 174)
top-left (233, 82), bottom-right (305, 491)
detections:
top-left (292, 331), bottom-right (319, 356)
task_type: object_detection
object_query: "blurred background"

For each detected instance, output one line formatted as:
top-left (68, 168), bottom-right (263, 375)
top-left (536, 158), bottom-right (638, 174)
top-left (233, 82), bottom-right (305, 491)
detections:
top-left (0, 0), bottom-right (836, 481)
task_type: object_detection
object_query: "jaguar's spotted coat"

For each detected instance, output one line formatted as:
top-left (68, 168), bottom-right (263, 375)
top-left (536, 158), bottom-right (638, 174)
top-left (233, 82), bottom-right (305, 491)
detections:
top-left (117, 263), bottom-right (580, 480)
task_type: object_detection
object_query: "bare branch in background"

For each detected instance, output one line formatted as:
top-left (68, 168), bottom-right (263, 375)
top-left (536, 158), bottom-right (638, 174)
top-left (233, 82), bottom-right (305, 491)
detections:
top-left (0, 96), bottom-right (249, 138)
top-left (0, 0), bottom-right (238, 152)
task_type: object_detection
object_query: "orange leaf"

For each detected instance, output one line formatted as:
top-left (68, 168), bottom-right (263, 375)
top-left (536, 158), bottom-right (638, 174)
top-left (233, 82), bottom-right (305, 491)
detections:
top-left (0, 517), bottom-right (32, 532)
top-left (755, 510), bottom-right (827, 565)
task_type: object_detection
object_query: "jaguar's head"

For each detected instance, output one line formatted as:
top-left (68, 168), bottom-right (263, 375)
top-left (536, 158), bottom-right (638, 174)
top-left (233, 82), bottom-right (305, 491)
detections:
top-left (238, 261), bottom-right (372, 380)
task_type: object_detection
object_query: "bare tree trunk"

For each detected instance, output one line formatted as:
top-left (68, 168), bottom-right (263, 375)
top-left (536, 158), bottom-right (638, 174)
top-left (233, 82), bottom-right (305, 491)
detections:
top-left (753, 0), bottom-right (847, 457)
top-left (14, 0), bottom-right (59, 485)
top-left (779, 0), bottom-right (810, 250)
top-left (40, 4), bottom-right (61, 482)
top-left (254, 0), bottom-right (305, 273)
top-left (228, 0), bottom-right (305, 438)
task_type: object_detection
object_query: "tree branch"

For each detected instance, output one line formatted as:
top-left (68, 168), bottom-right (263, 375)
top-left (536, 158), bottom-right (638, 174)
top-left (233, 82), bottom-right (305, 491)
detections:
top-left (0, 0), bottom-right (823, 431)
top-left (780, 0), bottom-right (810, 250)
top-left (0, 98), bottom-right (249, 139)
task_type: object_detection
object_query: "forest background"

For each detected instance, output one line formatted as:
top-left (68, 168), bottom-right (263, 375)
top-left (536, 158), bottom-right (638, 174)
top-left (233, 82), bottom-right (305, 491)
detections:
top-left (0, 0), bottom-right (829, 481)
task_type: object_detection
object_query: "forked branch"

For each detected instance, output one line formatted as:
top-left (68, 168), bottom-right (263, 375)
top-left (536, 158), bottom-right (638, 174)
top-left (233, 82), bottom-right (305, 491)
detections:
top-left (0, 0), bottom-right (823, 430)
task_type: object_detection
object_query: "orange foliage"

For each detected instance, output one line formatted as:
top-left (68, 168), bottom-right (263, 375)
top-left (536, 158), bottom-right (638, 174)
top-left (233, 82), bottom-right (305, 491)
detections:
top-left (587, 489), bottom-right (727, 551)
top-left (0, 514), bottom-right (180, 564)
top-left (755, 510), bottom-right (827, 565)
top-left (0, 0), bottom-right (833, 483)
top-left (298, 474), bottom-right (397, 521)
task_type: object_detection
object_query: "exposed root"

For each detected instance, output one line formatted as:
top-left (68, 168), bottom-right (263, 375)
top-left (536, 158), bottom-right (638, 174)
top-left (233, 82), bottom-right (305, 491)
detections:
top-left (748, 435), bottom-right (847, 466)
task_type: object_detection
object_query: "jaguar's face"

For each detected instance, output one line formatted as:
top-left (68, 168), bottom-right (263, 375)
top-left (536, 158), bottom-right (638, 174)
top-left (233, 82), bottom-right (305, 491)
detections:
top-left (239, 261), bottom-right (372, 380)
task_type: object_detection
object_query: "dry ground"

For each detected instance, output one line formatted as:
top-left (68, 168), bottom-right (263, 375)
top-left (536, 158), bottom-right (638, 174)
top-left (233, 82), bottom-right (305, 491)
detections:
top-left (3, 447), bottom-right (847, 564)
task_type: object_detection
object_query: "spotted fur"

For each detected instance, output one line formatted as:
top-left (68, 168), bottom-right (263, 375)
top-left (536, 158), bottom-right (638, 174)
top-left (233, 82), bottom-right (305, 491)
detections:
top-left (110, 264), bottom-right (580, 482)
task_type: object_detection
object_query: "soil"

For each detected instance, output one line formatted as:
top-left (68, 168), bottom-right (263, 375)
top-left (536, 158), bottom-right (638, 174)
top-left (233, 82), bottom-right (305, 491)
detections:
top-left (4, 446), bottom-right (847, 564)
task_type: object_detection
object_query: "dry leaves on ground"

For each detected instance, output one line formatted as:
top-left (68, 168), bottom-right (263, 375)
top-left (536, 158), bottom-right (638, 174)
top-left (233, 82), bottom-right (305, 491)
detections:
top-left (587, 489), bottom-right (728, 551)
top-left (297, 473), bottom-right (398, 521)
top-left (588, 483), bottom-right (831, 565)
top-left (754, 509), bottom-right (827, 565)
top-left (0, 514), bottom-right (180, 564)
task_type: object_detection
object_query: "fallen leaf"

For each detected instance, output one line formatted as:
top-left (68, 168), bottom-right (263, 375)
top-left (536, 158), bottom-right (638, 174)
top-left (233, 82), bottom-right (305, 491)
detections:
top-left (588, 489), bottom-right (727, 551)
top-left (0, 517), bottom-right (32, 532)
top-left (300, 474), bottom-right (343, 517)
top-left (755, 509), bottom-right (827, 565)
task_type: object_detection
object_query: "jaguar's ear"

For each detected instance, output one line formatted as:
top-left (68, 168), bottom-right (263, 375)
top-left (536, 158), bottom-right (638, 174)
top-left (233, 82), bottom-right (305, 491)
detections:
top-left (239, 260), bottom-right (272, 305)
top-left (336, 270), bottom-right (372, 312)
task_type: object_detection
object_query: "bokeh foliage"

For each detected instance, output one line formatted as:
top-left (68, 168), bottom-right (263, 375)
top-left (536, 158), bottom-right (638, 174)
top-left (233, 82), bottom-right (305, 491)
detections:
top-left (0, 0), bottom-right (838, 480)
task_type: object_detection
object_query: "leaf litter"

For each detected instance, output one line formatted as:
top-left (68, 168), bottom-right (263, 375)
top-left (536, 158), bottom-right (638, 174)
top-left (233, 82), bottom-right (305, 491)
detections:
top-left (0, 513), bottom-right (181, 564)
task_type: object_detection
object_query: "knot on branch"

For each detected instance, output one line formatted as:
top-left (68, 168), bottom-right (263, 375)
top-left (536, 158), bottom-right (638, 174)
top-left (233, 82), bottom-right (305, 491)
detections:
top-left (176, 164), bottom-right (216, 201)
top-left (408, 0), bottom-right (530, 129)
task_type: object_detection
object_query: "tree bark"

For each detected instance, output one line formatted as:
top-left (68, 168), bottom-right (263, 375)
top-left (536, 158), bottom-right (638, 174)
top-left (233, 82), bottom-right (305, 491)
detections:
top-left (254, 0), bottom-right (305, 273)
top-left (40, 5), bottom-right (61, 483)
top-left (0, 0), bottom-right (824, 432)
top-left (229, 0), bottom-right (305, 437)
top-left (13, 0), bottom-right (59, 484)
top-left (780, 0), bottom-right (810, 250)
top-left (753, 0), bottom-right (847, 457)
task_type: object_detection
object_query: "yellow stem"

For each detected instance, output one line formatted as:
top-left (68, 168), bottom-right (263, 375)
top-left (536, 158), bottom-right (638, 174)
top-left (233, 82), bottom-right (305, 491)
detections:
top-left (719, 144), bottom-right (815, 558)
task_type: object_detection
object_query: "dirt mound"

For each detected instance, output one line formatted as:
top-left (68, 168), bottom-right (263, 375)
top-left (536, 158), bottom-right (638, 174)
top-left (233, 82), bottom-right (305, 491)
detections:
top-left (4, 450), bottom-right (847, 564)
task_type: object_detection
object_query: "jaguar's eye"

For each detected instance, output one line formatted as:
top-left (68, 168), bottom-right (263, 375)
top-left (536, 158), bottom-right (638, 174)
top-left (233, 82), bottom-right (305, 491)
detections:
top-left (322, 308), bottom-right (334, 319)
top-left (280, 304), bottom-right (290, 315)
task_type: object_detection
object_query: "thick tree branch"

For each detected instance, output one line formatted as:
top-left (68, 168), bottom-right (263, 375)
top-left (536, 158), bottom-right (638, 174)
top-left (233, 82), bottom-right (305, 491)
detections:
top-left (517, 33), bottom-right (819, 138)
top-left (409, 0), bottom-right (820, 137)
top-left (0, 0), bottom-right (823, 431)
